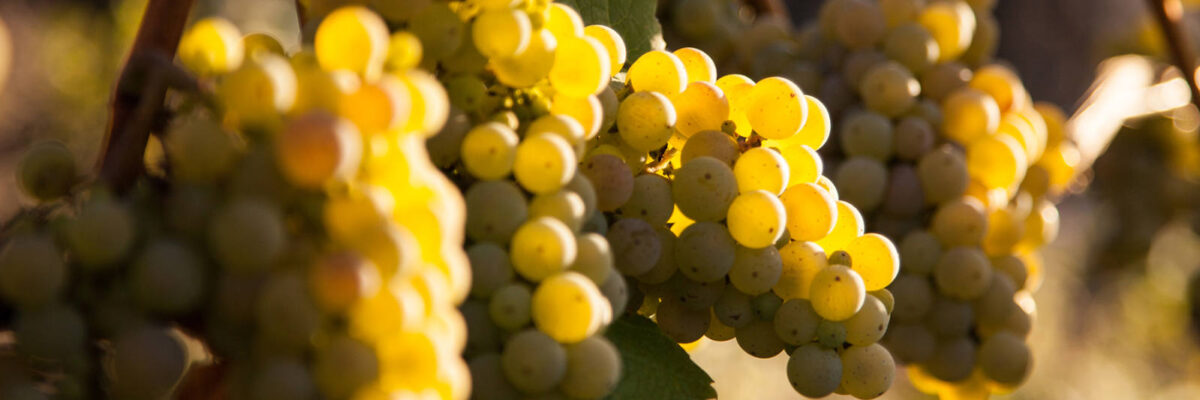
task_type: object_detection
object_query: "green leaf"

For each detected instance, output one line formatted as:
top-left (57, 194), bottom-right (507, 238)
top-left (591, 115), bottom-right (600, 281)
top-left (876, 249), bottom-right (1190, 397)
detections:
top-left (556, 0), bottom-right (663, 70)
top-left (603, 315), bottom-right (717, 400)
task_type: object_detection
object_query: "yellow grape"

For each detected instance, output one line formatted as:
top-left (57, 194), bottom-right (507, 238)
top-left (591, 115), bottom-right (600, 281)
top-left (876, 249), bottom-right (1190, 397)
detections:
top-left (617, 91), bottom-right (677, 152)
top-left (531, 272), bottom-right (606, 343)
top-left (474, 0), bottom-right (519, 10)
top-left (178, 17), bottom-right (244, 76)
top-left (941, 87), bottom-right (1000, 144)
top-left (242, 33), bottom-right (284, 59)
top-left (817, 175), bottom-right (839, 200)
top-left (1038, 142), bottom-right (1080, 191)
top-left (716, 74), bottom-right (755, 137)
top-left (779, 183), bottom-right (838, 242)
top-left (1017, 199), bottom-right (1060, 252)
top-left (785, 95), bottom-right (831, 149)
top-left (385, 31), bottom-right (423, 71)
top-left (551, 93), bottom-right (603, 139)
top-left (584, 25), bottom-right (627, 74)
top-left (472, 8), bottom-right (532, 58)
top-left (674, 47), bottom-right (717, 83)
top-left (969, 64), bottom-right (1027, 113)
top-left (776, 143), bottom-right (823, 185)
top-left (399, 69), bottom-right (450, 136)
top-left (340, 75), bottom-right (411, 135)
top-left (308, 251), bottom-right (382, 313)
top-left (1035, 101), bottom-right (1067, 147)
top-left (514, 133), bottom-right (577, 194)
top-left (672, 81), bottom-right (730, 138)
top-left (918, 0), bottom-right (976, 62)
top-left (997, 113), bottom-right (1041, 162)
top-left (528, 114), bottom-right (586, 157)
top-left (726, 190), bottom-right (787, 249)
top-left (217, 54), bottom-right (296, 131)
top-left (931, 196), bottom-right (989, 247)
top-left (315, 6), bottom-right (389, 79)
top-left (545, 3), bottom-right (584, 39)
top-left (275, 112), bottom-right (363, 189)
top-left (747, 77), bottom-right (809, 140)
top-left (809, 264), bottom-right (867, 321)
top-left (291, 63), bottom-right (357, 116)
top-left (461, 122), bottom-right (519, 180)
top-left (843, 233), bottom-right (900, 291)
top-left (492, 29), bottom-right (557, 88)
top-left (349, 282), bottom-right (426, 342)
top-left (628, 50), bottom-right (687, 95)
top-left (510, 217), bottom-right (577, 281)
top-left (815, 200), bottom-right (864, 252)
top-left (733, 147), bottom-right (790, 195)
top-left (966, 134), bottom-right (1026, 190)
top-left (982, 207), bottom-right (1024, 256)
top-left (549, 36), bottom-right (611, 97)
top-left (598, 85), bottom-right (619, 133)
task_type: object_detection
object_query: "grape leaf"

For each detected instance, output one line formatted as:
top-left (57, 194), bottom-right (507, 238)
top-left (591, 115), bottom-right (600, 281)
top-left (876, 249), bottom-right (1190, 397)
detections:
top-left (603, 314), bottom-right (717, 400)
top-left (556, 0), bottom-right (663, 70)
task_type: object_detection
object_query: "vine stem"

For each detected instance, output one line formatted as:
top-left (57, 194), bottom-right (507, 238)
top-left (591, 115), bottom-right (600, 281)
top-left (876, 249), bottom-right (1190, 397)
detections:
top-left (1145, 0), bottom-right (1200, 113)
top-left (98, 0), bottom-right (195, 192)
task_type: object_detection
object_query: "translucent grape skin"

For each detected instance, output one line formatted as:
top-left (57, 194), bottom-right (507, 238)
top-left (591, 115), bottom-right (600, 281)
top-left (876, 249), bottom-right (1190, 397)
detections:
top-left (726, 190), bottom-right (787, 249)
top-left (672, 156), bottom-right (739, 222)
top-left (461, 122), bottom-right (520, 180)
top-left (775, 241), bottom-right (828, 300)
top-left (733, 147), bottom-right (790, 195)
top-left (510, 217), bottom-right (577, 282)
top-left (617, 91), bottom-right (677, 152)
top-left (747, 77), bottom-right (809, 140)
top-left (627, 50), bottom-right (688, 95)
top-left (531, 272), bottom-right (604, 343)
top-left (514, 133), bottom-right (577, 195)
top-left (779, 182), bottom-right (838, 242)
top-left (809, 264), bottom-right (867, 321)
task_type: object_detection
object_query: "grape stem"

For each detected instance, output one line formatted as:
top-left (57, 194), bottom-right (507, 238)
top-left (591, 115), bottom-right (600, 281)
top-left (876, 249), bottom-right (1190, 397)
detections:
top-left (98, 0), bottom-right (195, 193)
top-left (1145, 0), bottom-right (1200, 113)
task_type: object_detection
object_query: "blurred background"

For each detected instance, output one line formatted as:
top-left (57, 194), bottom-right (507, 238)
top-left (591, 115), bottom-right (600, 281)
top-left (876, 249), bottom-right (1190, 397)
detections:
top-left (2, 0), bottom-right (1200, 398)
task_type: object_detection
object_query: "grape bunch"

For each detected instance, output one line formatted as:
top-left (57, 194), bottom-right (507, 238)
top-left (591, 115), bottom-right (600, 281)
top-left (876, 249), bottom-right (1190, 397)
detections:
top-left (0, 7), bottom-right (474, 399)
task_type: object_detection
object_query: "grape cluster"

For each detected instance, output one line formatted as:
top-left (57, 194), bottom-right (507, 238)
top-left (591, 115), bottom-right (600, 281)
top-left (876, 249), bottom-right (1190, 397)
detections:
top-left (1, 7), bottom-right (473, 399)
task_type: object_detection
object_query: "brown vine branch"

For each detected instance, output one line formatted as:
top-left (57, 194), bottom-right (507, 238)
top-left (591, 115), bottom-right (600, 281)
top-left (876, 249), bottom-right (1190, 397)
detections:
top-left (98, 0), bottom-right (195, 192)
top-left (1145, 0), bottom-right (1200, 113)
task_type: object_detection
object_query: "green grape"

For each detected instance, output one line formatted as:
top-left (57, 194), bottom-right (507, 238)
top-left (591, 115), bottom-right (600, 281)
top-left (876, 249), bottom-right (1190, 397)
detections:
top-left (617, 91), bottom-right (677, 151)
top-left (16, 141), bottom-right (77, 201)
top-left (256, 273), bottom-right (321, 351)
top-left (917, 144), bottom-right (969, 204)
top-left (962, 11), bottom-right (999, 66)
top-left (637, 228), bottom-right (678, 285)
top-left (844, 233), bottom-right (900, 291)
top-left (890, 273), bottom-right (933, 323)
top-left (549, 36), bottom-right (611, 97)
top-left (920, 61), bottom-right (972, 101)
top-left (108, 327), bottom-right (189, 400)
top-left (840, 110), bottom-right (895, 161)
top-left (941, 87), bottom-right (1000, 145)
top-left (442, 29), bottom-right (489, 74)
top-left (468, 353), bottom-right (522, 400)
top-left (775, 241), bottom-right (828, 300)
top-left (834, 156), bottom-right (888, 212)
top-left (815, 200), bottom-right (864, 252)
top-left (978, 332), bottom-right (1031, 386)
top-left (250, 358), bottom-right (316, 400)
top-left (14, 303), bottom-right (86, 360)
top-left (925, 297), bottom-right (975, 338)
top-left (714, 286), bottom-right (755, 328)
top-left (992, 254), bottom-right (1029, 290)
top-left (787, 344), bottom-right (842, 398)
top-left (774, 298), bottom-right (821, 345)
top-left (735, 320), bottom-right (786, 358)
top-left (909, 97), bottom-right (944, 129)
top-left (681, 130), bottom-right (739, 166)
top-left (472, 8), bottom-right (531, 58)
top-left (733, 147), bottom-right (790, 195)
top-left (515, 133), bottom-right (577, 194)
top-left (226, 146), bottom-right (290, 203)
top-left (580, 154), bottom-right (634, 212)
top-left (502, 329), bottom-right (568, 394)
top-left (570, 233), bottom-right (614, 285)
top-left (934, 246), bottom-right (993, 300)
top-left (511, 217), bottom-right (577, 281)
top-left (409, 3), bottom-right (464, 63)
top-left (627, 49), bottom-right (687, 95)
top-left (655, 296), bottom-right (710, 343)
top-left (490, 283), bottom-right (533, 331)
top-left (130, 239), bottom-right (206, 314)
top-left (178, 17), bottom-right (244, 76)
top-left (834, 0), bottom-right (886, 49)
top-left (707, 313), bottom-right (737, 342)
top-left (816, 319), bottom-right (847, 348)
top-left (726, 190), bottom-right (787, 249)
top-left (844, 295), bottom-right (890, 346)
top-left (428, 108), bottom-right (470, 168)
top-left (775, 143), bottom-right (823, 185)
top-left (672, 81), bottom-right (730, 138)
top-left (669, 273), bottom-right (726, 311)
top-left (967, 134), bottom-right (1027, 191)
top-left (839, 343), bottom-right (895, 399)
top-left (923, 337), bottom-right (977, 382)
top-left (565, 172), bottom-right (599, 219)
top-left (493, 29), bottom-right (557, 88)
top-left (464, 301), bottom-right (502, 356)
top-left (829, 250), bottom-right (853, 267)
top-left (561, 336), bottom-right (622, 399)
top-left (465, 180), bottom-right (528, 243)
top-left (551, 94), bottom-right (603, 140)
top-left (217, 54), bottom-right (296, 131)
top-left (0, 234), bottom-right (66, 308)
top-left (779, 183), bottom-right (837, 242)
top-left (599, 269), bottom-right (629, 318)
top-left (747, 77), bottom-right (809, 140)
top-left (606, 218), bottom-right (661, 276)
top-left (313, 336), bottom-right (378, 399)
top-left (444, 74), bottom-right (489, 114)
top-left (881, 323), bottom-right (935, 363)
top-left (530, 190), bottom-right (587, 232)
top-left (166, 113), bottom-right (243, 184)
top-left (675, 221), bottom-right (736, 282)
top-left (893, 116), bottom-right (935, 161)
top-left (809, 264), bottom-right (867, 321)
top-left (584, 25), bottom-right (626, 75)
top-left (931, 196), bottom-right (988, 246)
top-left (860, 61), bottom-right (920, 118)
top-left (841, 49), bottom-right (888, 87)
top-left (883, 23), bottom-right (939, 74)
top-left (672, 156), bottom-right (739, 222)
top-left (468, 243), bottom-right (514, 299)
top-left (582, 213), bottom-right (608, 235)
top-left (880, 0), bottom-right (925, 27)
top-left (618, 174), bottom-right (674, 226)
top-left (752, 291), bottom-right (784, 321)
top-left (597, 84), bottom-right (620, 134)
top-left (208, 197), bottom-right (284, 273)
top-left (532, 272), bottom-right (605, 343)
top-left (729, 245), bottom-right (783, 295)
top-left (919, 0), bottom-right (976, 62)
